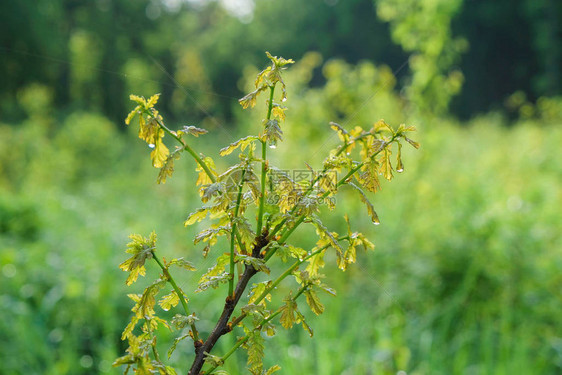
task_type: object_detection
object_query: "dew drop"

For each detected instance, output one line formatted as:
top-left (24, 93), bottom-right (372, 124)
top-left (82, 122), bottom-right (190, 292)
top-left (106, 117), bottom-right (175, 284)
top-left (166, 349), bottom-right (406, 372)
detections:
top-left (269, 144), bottom-right (277, 149)
top-left (373, 220), bottom-right (380, 226)
top-left (397, 167), bottom-right (404, 173)
top-left (148, 143), bottom-right (155, 149)
top-left (282, 97), bottom-right (287, 102)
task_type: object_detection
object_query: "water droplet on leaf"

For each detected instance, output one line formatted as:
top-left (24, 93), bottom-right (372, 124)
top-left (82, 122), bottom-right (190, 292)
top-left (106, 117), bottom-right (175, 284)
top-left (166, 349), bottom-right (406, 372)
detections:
top-left (148, 143), bottom-right (155, 149)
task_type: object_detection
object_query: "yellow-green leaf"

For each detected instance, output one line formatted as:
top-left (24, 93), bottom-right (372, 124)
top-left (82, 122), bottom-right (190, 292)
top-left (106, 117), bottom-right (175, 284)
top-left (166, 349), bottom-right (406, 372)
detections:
top-left (150, 138), bottom-right (169, 168)
top-left (348, 182), bottom-right (380, 225)
top-left (159, 291), bottom-right (180, 311)
top-left (167, 258), bottom-right (196, 271)
top-left (404, 136), bottom-right (420, 149)
top-left (379, 147), bottom-right (393, 181)
top-left (195, 156), bottom-right (217, 186)
top-left (305, 250), bottom-right (325, 278)
top-left (280, 293), bottom-right (297, 329)
top-left (396, 141), bottom-right (404, 173)
top-left (146, 93), bottom-right (160, 108)
top-left (219, 136), bottom-right (259, 156)
top-left (129, 94), bottom-right (146, 106)
top-left (184, 208), bottom-right (208, 227)
top-left (305, 290), bottom-right (324, 315)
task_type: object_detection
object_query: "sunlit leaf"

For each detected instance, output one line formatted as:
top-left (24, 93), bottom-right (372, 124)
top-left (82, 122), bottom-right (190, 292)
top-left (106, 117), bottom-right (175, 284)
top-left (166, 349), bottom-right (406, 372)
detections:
top-left (379, 147), bottom-right (393, 181)
top-left (196, 156), bottom-right (217, 186)
top-left (271, 104), bottom-right (287, 122)
top-left (396, 141), bottom-right (404, 173)
top-left (265, 365), bottom-right (282, 375)
top-left (184, 208), bottom-right (209, 227)
top-left (304, 289), bottom-right (324, 315)
top-left (146, 93), bottom-right (160, 108)
top-left (356, 162), bottom-right (381, 193)
top-left (248, 281), bottom-right (272, 306)
top-left (247, 330), bottom-right (265, 374)
top-left (168, 332), bottom-right (191, 359)
top-left (167, 258), bottom-right (196, 271)
top-left (180, 125), bottom-right (207, 137)
top-left (171, 313), bottom-right (198, 330)
top-left (347, 182), bottom-right (380, 225)
top-left (236, 254), bottom-right (270, 274)
top-left (373, 119), bottom-right (393, 134)
top-left (159, 291), bottom-right (181, 311)
top-left (129, 94), bottom-right (146, 106)
top-left (295, 310), bottom-right (313, 337)
top-left (119, 232), bottom-right (157, 286)
top-left (195, 272), bottom-right (231, 293)
top-left (157, 147), bottom-right (181, 184)
top-left (263, 119), bottom-right (283, 147)
top-left (329, 121), bottom-right (349, 142)
top-left (404, 136), bottom-right (420, 149)
top-left (220, 136), bottom-right (259, 156)
top-left (239, 86), bottom-right (268, 109)
top-left (280, 292), bottom-right (297, 329)
top-left (305, 249), bottom-right (325, 278)
top-left (125, 105), bottom-right (141, 125)
top-left (151, 137), bottom-right (170, 168)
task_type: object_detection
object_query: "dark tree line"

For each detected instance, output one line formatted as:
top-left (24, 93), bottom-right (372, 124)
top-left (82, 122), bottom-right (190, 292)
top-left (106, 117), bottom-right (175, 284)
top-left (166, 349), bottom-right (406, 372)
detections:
top-left (1, 0), bottom-right (560, 124)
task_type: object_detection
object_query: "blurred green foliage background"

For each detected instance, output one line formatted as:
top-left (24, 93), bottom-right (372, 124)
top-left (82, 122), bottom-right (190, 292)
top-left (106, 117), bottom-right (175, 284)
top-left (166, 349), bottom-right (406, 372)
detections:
top-left (0, 0), bottom-right (560, 374)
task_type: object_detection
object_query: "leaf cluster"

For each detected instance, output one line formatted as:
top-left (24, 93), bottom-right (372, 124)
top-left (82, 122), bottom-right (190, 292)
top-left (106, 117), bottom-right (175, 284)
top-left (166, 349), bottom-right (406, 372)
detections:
top-left (115, 52), bottom-right (418, 375)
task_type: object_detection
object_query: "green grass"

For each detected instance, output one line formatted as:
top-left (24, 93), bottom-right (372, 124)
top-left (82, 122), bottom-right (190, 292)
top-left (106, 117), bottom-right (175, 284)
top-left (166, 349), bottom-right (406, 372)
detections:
top-left (0, 106), bottom-right (560, 374)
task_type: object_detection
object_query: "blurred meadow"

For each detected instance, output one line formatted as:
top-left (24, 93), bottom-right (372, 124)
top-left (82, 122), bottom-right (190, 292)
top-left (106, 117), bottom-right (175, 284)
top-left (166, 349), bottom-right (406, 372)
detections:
top-left (1, 0), bottom-right (561, 374)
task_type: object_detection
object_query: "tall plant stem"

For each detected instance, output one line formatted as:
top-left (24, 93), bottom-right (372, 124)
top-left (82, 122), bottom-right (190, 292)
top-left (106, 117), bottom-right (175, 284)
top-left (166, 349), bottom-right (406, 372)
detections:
top-left (229, 169), bottom-right (246, 296)
top-left (256, 85), bottom-right (276, 234)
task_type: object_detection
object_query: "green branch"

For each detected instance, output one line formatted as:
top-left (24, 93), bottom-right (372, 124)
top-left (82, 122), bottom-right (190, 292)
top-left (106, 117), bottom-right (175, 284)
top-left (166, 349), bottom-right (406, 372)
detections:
top-left (152, 252), bottom-right (200, 343)
top-left (151, 113), bottom-right (217, 184)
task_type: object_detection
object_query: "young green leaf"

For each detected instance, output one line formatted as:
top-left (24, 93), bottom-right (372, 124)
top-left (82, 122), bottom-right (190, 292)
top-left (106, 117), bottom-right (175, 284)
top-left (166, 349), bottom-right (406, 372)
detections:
top-left (168, 331), bottom-right (191, 359)
top-left (119, 232), bottom-right (157, 286)
top-left (280, 293), bottom-right (297, 329)
top-left (195, 156), bottom-right (217, 186)
top-left (396, 141), bottom-right (404, 173)
top-left (151, 137), bottom-right (170, 168)
top-left (246, 330), bottom-right (265, 375)
top-left (347, 182), bottom-right (380, 225)
top-left (219, 136), bottom-right (259, 156)
top-left (184, 208), bottom-right (209, 227)
top-left (236, 254), bottom-right (270, 274)
top-left (263, 119), bottom-right (283, 147)
top-left (379, 146), bottom-right (393, 181)
top-left (195, 272), bottom-right (231, 293)
top-left (305, 249), bottom-right (326, 278)
top-left (248, 281), bottom-right (272, 306)
top-left (295, 310), bottom-right (313, 337)
top-left (304, 289), bottom-right (324, 315)
top-left (179, 125), bottom-right (207, 137)
top-left (159, 291), bottom-right (181, 311)
top-left (167, 258), bottom-right (196, 271)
